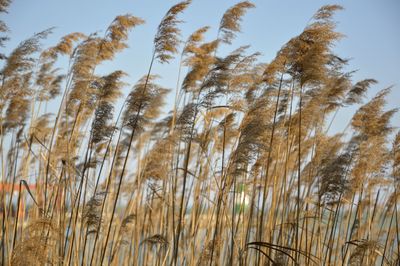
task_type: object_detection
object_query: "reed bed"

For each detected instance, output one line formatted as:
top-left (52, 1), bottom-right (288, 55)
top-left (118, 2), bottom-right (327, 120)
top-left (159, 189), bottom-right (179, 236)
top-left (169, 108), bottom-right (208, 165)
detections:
top-left (0, 1), bottom-right (399, 265)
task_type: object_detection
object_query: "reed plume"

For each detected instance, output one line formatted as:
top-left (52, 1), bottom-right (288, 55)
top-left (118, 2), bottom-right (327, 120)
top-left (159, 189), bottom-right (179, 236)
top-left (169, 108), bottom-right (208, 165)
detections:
top-left (219, 1), bottom-right (255, 44)
top-left (154, 0), bottom-right (191, 64)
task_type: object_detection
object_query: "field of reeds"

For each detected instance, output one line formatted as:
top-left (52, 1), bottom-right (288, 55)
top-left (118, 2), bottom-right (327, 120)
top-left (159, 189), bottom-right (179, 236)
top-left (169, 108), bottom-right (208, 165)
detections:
top-left (0, 0), bottom-right (399, 265)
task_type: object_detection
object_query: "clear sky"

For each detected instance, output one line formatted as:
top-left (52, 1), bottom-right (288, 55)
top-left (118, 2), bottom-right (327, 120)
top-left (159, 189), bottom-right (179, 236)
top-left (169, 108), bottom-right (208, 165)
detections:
top-left (2, 0), bottom-right (400, 132)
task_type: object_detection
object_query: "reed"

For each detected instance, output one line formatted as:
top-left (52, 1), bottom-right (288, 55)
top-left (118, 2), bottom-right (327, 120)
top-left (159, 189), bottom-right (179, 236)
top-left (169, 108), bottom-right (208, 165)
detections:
top-left (0, 1), bottom-right (398, 265)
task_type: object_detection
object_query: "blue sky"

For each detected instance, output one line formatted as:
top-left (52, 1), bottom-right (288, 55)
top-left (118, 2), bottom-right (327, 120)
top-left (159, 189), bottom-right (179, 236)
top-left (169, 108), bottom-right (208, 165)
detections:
top-left (3, 0), bottom-right (400, 132)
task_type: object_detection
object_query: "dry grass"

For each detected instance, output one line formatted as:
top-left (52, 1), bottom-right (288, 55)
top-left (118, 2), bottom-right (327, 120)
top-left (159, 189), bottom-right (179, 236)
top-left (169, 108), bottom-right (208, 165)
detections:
top-left (0, 1), bottom-right (399, 265)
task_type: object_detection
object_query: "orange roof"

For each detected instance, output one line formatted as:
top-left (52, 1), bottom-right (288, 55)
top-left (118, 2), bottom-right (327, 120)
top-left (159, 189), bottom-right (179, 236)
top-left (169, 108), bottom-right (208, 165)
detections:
top-left (0, 183), bottom-right (36, 192)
